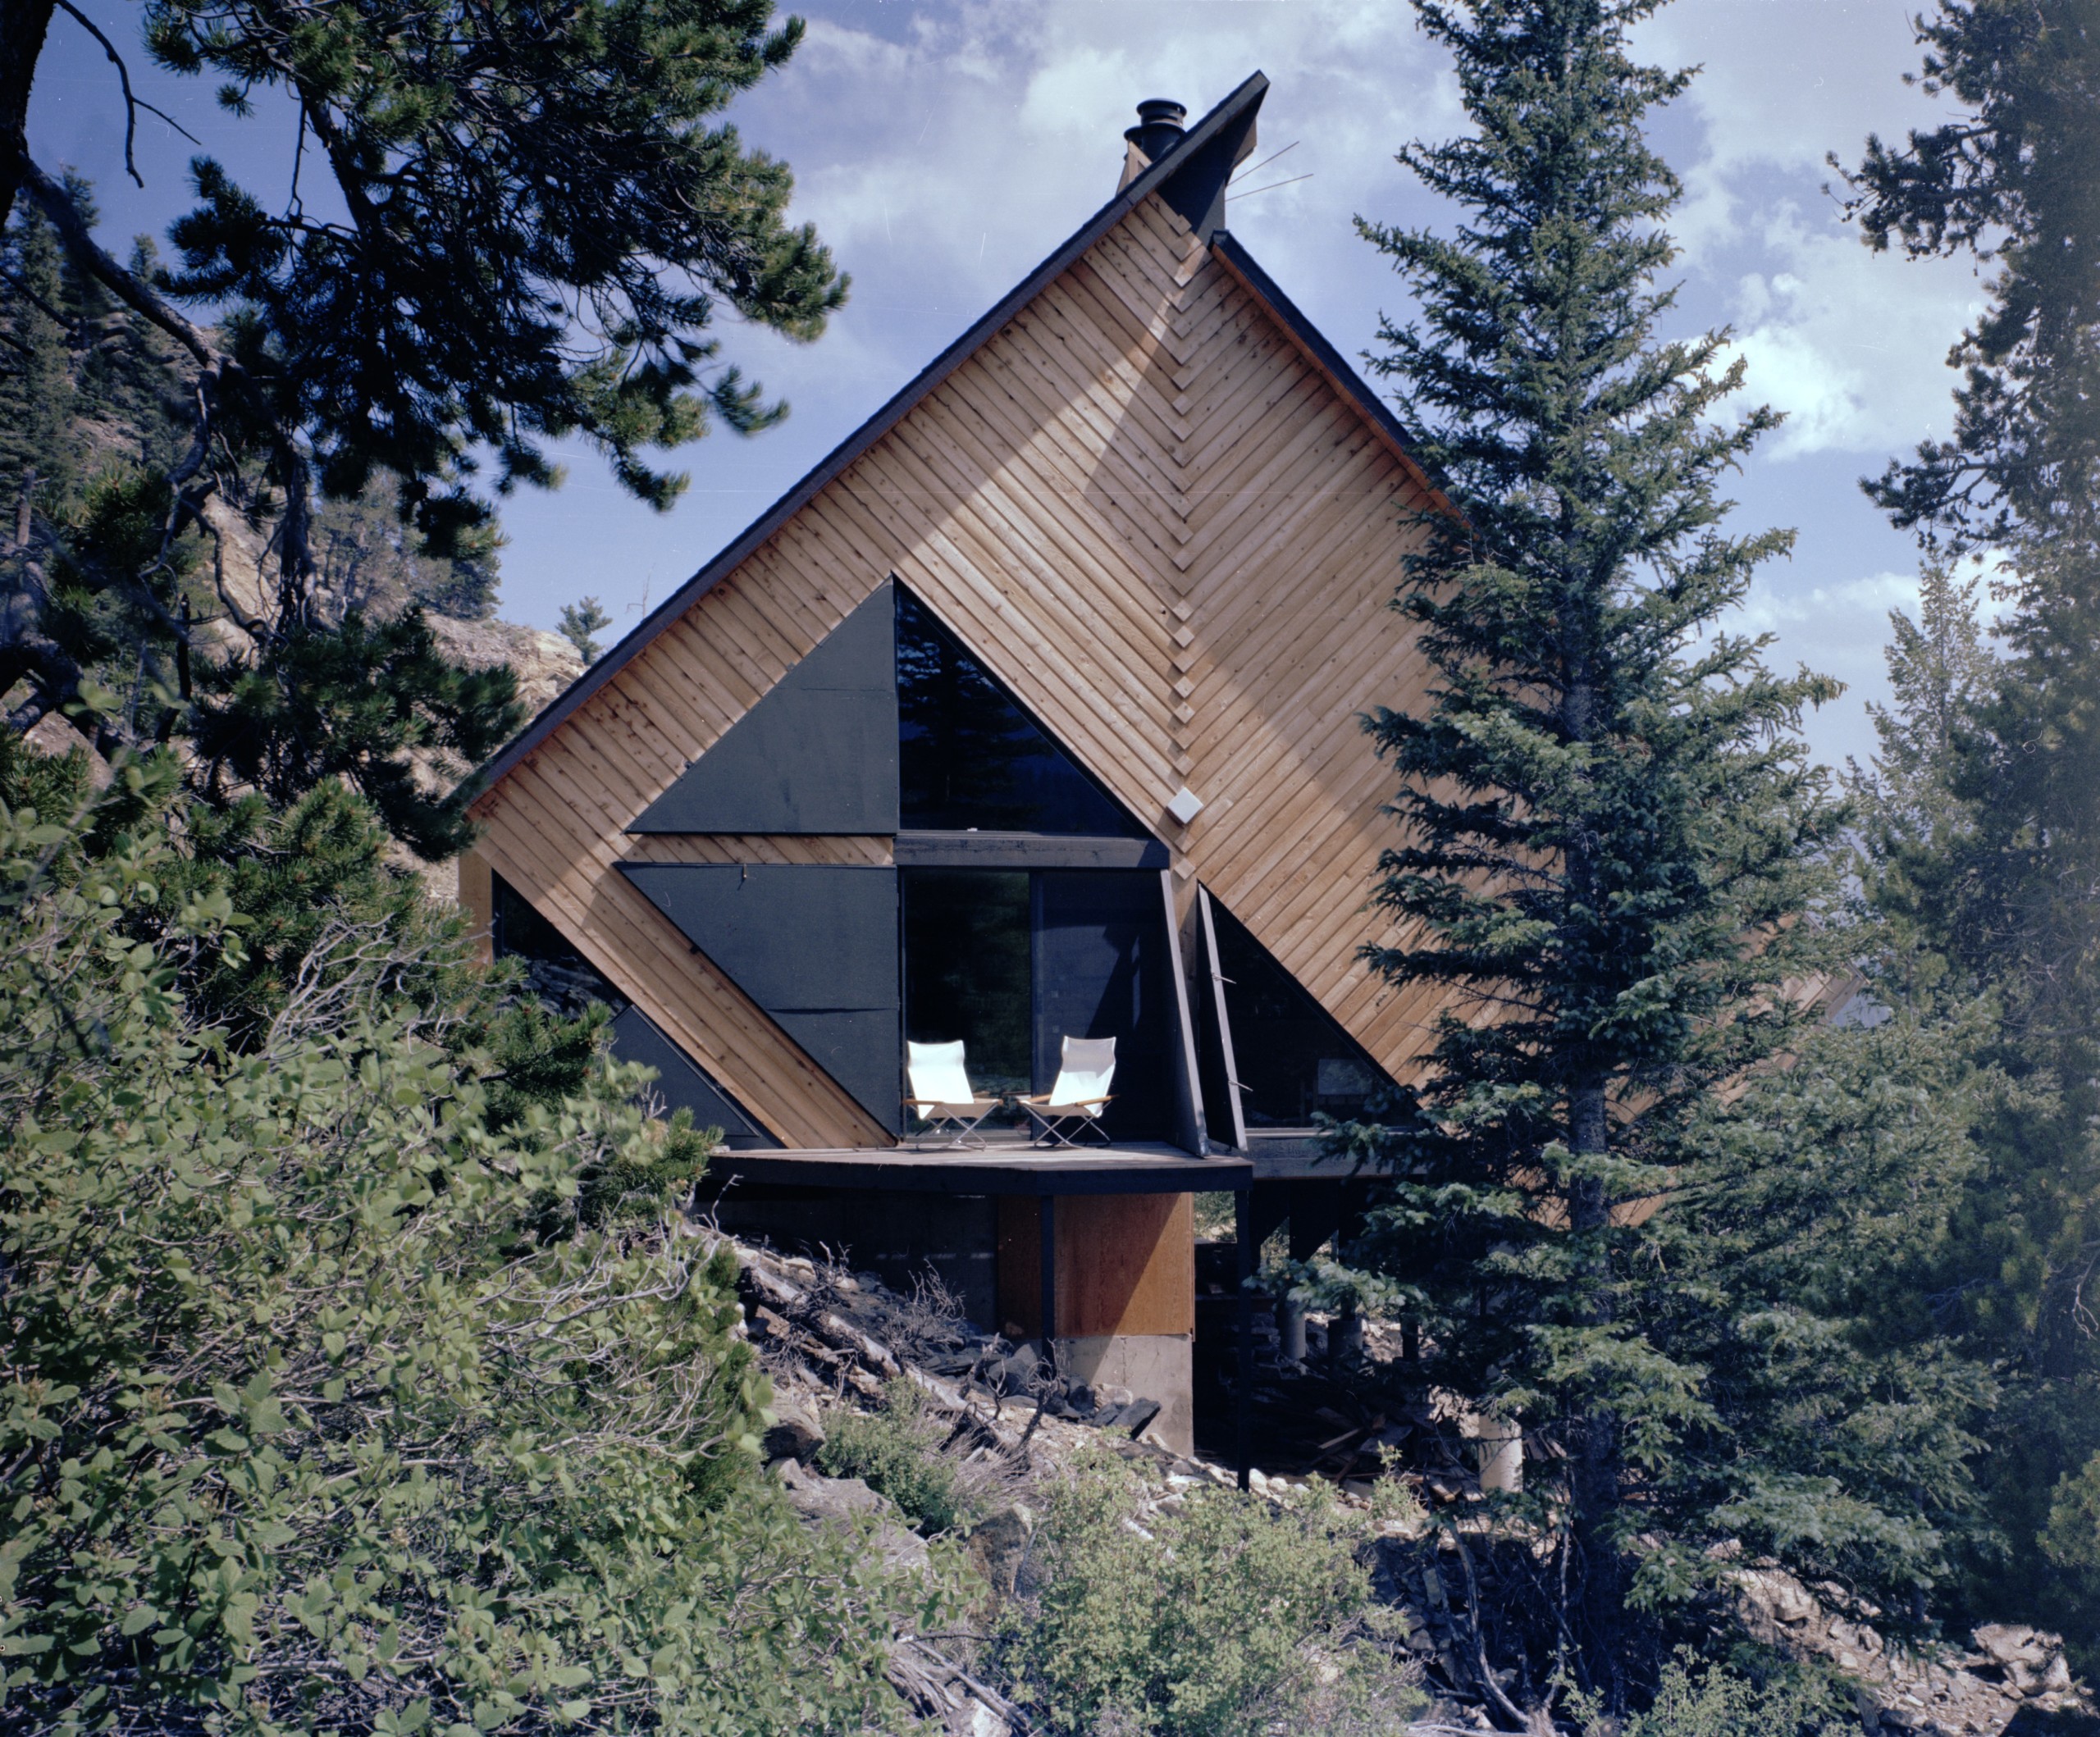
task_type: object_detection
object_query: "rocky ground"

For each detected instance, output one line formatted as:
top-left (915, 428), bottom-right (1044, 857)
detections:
top-left (724, 1231), bottom-right (2095, 1737)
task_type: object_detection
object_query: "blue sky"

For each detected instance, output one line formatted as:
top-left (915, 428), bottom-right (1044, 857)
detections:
top-left (26, 0), bottom-right (1985, 768)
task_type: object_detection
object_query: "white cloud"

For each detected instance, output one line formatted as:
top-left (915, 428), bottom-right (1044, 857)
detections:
top-left (1720, 213), bottom-right (1982, 458)
top-left (1739, 568), bottom-right (1921, 634)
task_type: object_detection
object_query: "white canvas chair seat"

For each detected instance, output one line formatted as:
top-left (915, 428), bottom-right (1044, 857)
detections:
top-left (903, 1040), bottom-right (1002, 1148)
top-left (1020, 1035), bottom-right (1116, 1147)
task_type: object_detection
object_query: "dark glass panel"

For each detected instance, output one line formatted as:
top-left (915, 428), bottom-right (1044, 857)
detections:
top-left (902, 868), bottom-right (1034, 1101)
top-left (491, 873), bottom-right (622, 1016)
top-left (1209, 899), bottom-right (1391, 1128)
top-left (897, 586), bottom-right (1142, 837)
top-left (495, 874), bottom-right (776, 1147)
top-left (1032, 871), bottom-right (1171, 1140)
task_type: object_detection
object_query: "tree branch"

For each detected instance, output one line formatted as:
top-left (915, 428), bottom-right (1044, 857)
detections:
top-left (51, 0), bottom-right (199, 189)
top-left (17, 154), bottom-right (219, 367)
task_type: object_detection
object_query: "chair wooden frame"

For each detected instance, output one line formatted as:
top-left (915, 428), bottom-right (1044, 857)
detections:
top-left (1019, 1035), bottom-right (1117, 1147)
top-left (903, 1040), bottom-right (1002, 1149)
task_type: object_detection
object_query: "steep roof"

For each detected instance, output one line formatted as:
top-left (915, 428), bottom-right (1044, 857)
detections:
top-left (472, 71), bottom-right (1440, 794)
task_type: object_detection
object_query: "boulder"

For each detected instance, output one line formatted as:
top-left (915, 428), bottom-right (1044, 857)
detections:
top-left (774, 1458), bottom-right (885, 1523)
top-left (762, 1395), bottom-right (826, 1465)
top-left (1978, 1625), bottom-right (2052, 1670)
top-left (963, 1505), bottom-right (1036, 1602)
top-left (772, 1459), bottom-right (928, 1571)
top-left (998, 1343), bottom-right (1040, 1391)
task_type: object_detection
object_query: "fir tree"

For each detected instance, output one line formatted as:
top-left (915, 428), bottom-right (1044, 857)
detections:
top-left (1849, 557), bottom-right (1997, 850)
top-left (1842, 0), bottom-right (2100, 1667)
top-left (1344, 0), bottom-right (1915, 1709)
top-left (1841, 0), bottom-right (2100, 549)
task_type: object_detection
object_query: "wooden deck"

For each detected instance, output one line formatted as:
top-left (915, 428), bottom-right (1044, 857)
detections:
top-left (704, 1138), bottom-right (1251, 1197)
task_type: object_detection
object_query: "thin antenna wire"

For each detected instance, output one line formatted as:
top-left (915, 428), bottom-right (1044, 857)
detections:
top-left (1229, 139), bottom-right (1299, 186)
top-left (1226, 173), bottom-right (1314, 202)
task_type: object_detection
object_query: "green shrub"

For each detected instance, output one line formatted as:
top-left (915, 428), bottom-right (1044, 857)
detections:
top-left (0, 771), bottom-right (932, 1735)
top-left (998, 1455), bottom-right (1422, 1737)
top-left (1572, 1651), bottom-right (1850, 1737)
top-left (817, 1379), bottom-right (968, 1534)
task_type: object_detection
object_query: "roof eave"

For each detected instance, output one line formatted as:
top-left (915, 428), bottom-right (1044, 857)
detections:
top-left (1205, 230), bottom-right (1459, 524)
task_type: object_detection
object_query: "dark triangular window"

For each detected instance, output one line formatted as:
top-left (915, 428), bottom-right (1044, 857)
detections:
top-left (897, 586), bottom-right (1143, 837)
top-left (1208, 897), bottom-right (1394, 1128)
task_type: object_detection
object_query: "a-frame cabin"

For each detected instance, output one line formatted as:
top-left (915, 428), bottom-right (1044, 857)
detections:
top-left (461, 75), bottom-right (1445, 1453)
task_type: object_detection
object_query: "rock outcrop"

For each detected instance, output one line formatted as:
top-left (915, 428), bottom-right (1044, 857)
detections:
top-left (1736, 1567), bottom-right (2089, 1736)
top-left (422, 612), bottom-right (582, 718)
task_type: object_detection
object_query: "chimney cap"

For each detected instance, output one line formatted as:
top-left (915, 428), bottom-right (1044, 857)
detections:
top-left (1124, 98), bottom-right (1189, 164)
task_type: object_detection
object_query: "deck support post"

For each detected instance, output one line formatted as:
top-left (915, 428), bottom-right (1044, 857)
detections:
top-left (1039, 1192), bottom-right (1057, 1374)
top-left (1235, 1185), bottom-right (1253, 1491)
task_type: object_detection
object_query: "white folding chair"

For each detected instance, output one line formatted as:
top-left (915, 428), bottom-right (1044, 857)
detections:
top-left (1020, 1035), bottom-right (1116, 1147)
top-left (903, 1040), bottom-right (1002, 1149)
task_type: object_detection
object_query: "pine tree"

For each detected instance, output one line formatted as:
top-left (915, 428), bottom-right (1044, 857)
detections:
top-left (3, 0), bottom-right (847, 857)
top-left (1344, 0), bottom-right (1929, 1709)
top-left (0, 199), bottom-right (75, 533)
top-left (312, 480), bottom-right (504, 622)
top-left (559, 596), bottom-right (614, 663)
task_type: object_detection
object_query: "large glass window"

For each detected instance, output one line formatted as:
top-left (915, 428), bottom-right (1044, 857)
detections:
top-left (1033, 870), bottom-right (1171, 1138)
top-left (902, 869), bottom-right (1033, 1101)
top-left (492, 873), bottom-right (622, 1018)
top-left (897, 586), bottom-right (1143, 836)
top-left (900, 867), bottom-right (1171, 1139)
top-left (1209, 899), bottom-right (1390, 1128)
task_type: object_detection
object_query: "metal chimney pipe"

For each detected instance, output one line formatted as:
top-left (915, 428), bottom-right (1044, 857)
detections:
top-left (1124, 98), bottom-right (1188, 165)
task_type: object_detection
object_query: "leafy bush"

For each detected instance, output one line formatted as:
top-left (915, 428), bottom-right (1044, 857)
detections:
top-left (1573, 1651), bottom-right (1849, 1737)
top-left (0, 764), bottom-right (931, 1735)
top-left (817, 1380), bottom-right (969, 1534)
top-left (997, 1455), bottom-right (1422, 1737)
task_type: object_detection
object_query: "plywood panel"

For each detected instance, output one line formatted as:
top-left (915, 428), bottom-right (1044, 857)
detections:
top-left (996, 1193), bottom-right (1195, 1338)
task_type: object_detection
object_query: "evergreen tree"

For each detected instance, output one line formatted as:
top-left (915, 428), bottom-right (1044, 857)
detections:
top-left (2, 0), bottom-right (847, 857)
top-left (1842, 0), bottom-right (2100, 1666)
top-left (1848, 558), bottom-right (1997, 851)
top-left (0, 198), bottom-right (74, 532)
top-left (313, 480), bottom-right (504, 622)
top-left (1842, 0), bottom-right (2100, 549)
top-left (559, 596), bottom-right (615, 663)
top-left (1339, 0), bottom-right (1976, 1711)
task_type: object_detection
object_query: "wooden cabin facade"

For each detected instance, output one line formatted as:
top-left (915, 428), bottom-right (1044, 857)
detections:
top-left (460, 75), bottom-right (1445, 1453)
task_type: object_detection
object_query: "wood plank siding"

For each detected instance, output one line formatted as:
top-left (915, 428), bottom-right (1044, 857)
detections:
top-left (469, 188), bottom-right (1440, 1147)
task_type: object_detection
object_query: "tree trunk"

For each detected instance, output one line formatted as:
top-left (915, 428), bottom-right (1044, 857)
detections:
top-left (1566, 1074), bottom-right (1625, 1706)
top-left (1568, 1081), bottom-right (1609, 1232)
top-left (0, 0), bottom-right (57, 232)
